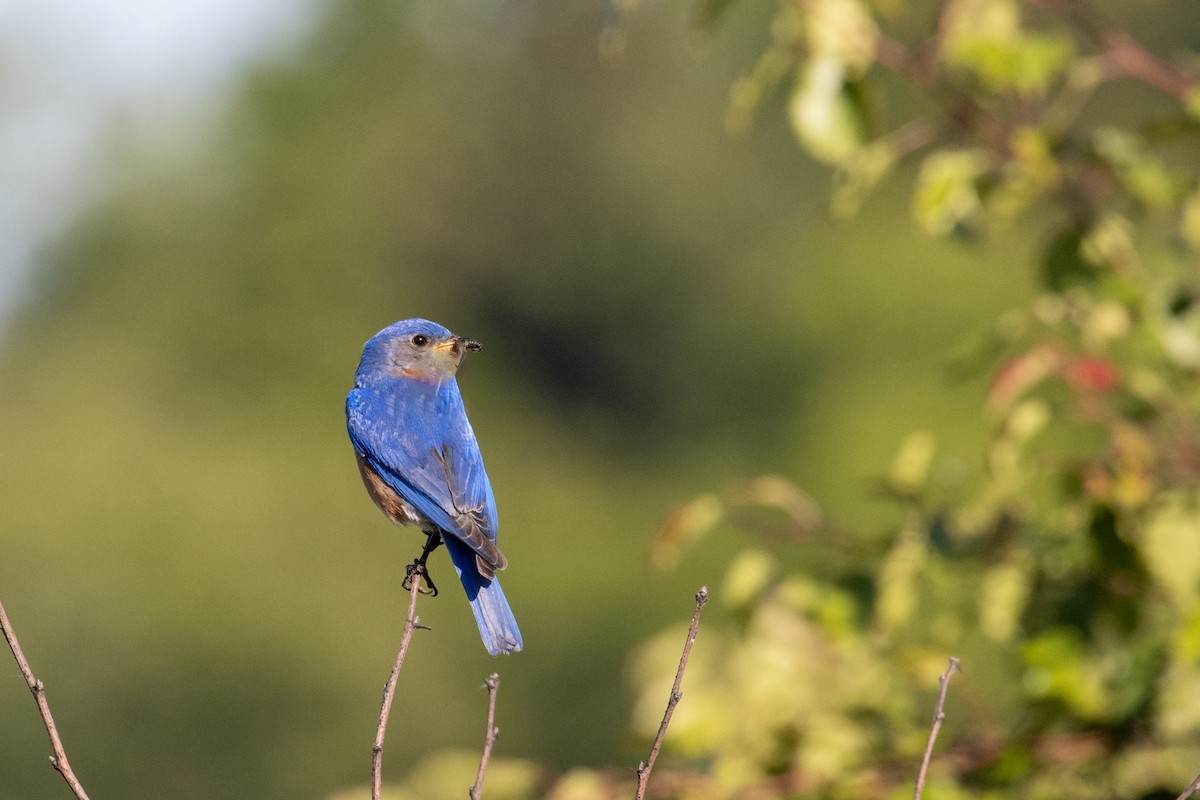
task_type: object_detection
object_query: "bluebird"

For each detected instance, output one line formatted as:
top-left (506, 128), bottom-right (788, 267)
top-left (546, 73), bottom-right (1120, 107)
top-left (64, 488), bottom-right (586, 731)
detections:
top-left (346, 319), bottom-right (522, 656)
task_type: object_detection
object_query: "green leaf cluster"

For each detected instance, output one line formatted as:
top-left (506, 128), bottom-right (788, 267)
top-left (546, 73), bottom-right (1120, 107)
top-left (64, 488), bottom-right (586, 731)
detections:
top-left (618, 0), bottom-right (1200, 796)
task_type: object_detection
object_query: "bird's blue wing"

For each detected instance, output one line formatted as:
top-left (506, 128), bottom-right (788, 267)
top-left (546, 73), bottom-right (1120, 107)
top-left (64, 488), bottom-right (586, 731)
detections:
top-left (346, 381), bottom-right (505, 572)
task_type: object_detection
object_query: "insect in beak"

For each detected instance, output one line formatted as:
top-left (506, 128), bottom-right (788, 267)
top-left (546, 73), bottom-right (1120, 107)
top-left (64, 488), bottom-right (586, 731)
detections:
top-left (435, 336), bottom-right (483, 357)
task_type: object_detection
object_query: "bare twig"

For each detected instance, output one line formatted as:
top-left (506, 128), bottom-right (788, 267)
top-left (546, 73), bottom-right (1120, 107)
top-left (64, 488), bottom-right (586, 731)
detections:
top-left (634, 585), bottom-right (709, 800)
top-left (1098, 28), bottom-right (1197, 101)
top-left (914, 657), bottom-right (961, 800)
top-left (371, 570), bottom-right (428, 800)
top-left (871, 28), bottom-right (1013, 152)
top-left (468, 673), bottom-right (501, 800)
top-left (1035, 0), bottom-right (1198, 102)
top-left (1175, 772), bottom-right (1200, 800)
top-left (0, 599), bottom-right (91, 800)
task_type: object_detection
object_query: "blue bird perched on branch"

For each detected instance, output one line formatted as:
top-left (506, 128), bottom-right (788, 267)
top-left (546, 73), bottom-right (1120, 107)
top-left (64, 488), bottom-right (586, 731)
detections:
top-left (346, 318), bottom-right (522, 656)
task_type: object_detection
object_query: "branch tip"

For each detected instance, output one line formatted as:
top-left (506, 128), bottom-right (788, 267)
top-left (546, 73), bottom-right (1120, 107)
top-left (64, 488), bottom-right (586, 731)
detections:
top-left (633, 586), bottom-right (709, 800)
top-left (1175, 771), bottom-right (1200, 800)
top-left (1, 599), bottom-right (91, 800)
top-left (469, 672), bottom-right (503, 800)
top-left (913, 657), bottom-right (962, 800)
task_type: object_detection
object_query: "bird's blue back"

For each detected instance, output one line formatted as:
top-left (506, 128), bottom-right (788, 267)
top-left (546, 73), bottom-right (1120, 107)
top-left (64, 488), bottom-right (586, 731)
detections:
top-left (347, 375), bottom-right (499, 543)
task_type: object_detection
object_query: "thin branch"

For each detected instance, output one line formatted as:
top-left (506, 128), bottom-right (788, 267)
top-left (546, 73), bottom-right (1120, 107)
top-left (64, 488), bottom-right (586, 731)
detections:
top-left (634, 585), bottom-right (709, 800)
top-left (0, 599), bottom-right (91, 800)
top-left (1175, 772), bottom-right (1200, 800)
top-left (873, 32), bottom-right (937, 90)
top-left (1099, 28), bottom-right (1196, 102)
top-left (371, 570), bottom-right (428, 800)
top-left (872, 29), bottom-right (1013, 151)
top-left (1035, 0), bottom-right (1198, 102)
top-left (468, 673), bottom-right (501, 800)
top-left (914, 657), bottom-right (962, 800)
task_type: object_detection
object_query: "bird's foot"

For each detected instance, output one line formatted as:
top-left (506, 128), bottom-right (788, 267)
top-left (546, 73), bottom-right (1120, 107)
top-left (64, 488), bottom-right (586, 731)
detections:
top-left (403, 560), bottom-right (439, 596)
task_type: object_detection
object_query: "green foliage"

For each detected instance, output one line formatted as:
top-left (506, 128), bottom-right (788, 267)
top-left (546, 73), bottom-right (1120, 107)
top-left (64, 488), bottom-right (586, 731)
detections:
top-left (613, 0), bottom-right (1200, 797)
top-left (939, 0), bottom-right (1075, 95)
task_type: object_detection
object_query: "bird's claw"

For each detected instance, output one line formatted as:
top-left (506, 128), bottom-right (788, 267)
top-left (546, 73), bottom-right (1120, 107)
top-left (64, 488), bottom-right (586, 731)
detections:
top-left (403, 560), bottom-right (439, 596)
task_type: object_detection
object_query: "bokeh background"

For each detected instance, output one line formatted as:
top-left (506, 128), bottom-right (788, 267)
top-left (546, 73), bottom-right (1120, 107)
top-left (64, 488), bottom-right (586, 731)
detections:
top-left (3, 1), bottom-right (1191, 798)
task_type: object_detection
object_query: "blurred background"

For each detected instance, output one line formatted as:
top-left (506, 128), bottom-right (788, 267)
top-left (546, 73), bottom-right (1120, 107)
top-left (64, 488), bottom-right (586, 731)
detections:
top-left (5, 0), bottom-right (1180, 797)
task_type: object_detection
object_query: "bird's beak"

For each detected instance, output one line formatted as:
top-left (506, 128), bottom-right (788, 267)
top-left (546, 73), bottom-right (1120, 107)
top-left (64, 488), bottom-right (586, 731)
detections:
top-left (435, 336), bottom-right (483, 358)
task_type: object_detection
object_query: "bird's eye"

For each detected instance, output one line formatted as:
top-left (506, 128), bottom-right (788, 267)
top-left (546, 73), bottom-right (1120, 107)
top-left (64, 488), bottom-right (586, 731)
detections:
top-left (411, 334), bottom-right (429, 347)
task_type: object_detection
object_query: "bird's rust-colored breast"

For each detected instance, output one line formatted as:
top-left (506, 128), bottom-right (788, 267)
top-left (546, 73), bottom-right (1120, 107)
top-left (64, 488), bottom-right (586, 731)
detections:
top-left (355, 451), bottom-right (425, 529)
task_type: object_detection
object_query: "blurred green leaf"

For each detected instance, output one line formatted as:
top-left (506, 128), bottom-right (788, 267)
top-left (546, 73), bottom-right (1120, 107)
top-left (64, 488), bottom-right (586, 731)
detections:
top-left (722, 548), bottom-right (778, 611)
top-left (545, 769), bottom-right (620, 800)
top-left (788, 58), bottom-right (868, 164)
top-left (1092, 127), bottom-right (1180, 209)
top-left (949, 35), bottom-right (1074, 95)
top-left (874, 518), bottom-right (927, 635)
top-left (1139, 493), bottom-right (1200, 611)
top-left (1080, 211), bottom-right (1138, 270)
top-left (886, 429), bottom-right (937, 496)
top-left (1022, 629), bottom-right (1107, 718)
top-left (1181, 188), bottom-right (1200, 252)
top-left (911, 149), bottom-right (989, 236)
top-left (397, 752), bottom-right (541, 800)
top-left (805, 0), bottom-right (878, 72)
top-left (940, 0), bottom-right (1074, 94)
top-left (652, 493), bottom-right (725, 570)
top-left (1186, 86), bottom-right (1200, 120)
top-left (979, 550), bottom-right (1032, 642)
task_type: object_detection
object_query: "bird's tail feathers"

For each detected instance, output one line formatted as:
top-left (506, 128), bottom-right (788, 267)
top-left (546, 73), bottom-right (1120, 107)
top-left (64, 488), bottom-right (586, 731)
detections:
top-left (444, 536), bottom-right (523, 656)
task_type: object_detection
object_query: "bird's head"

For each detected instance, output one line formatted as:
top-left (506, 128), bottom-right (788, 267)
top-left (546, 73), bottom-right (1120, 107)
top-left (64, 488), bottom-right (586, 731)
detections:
top-left (356, 318), bottom-right (482, 385)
